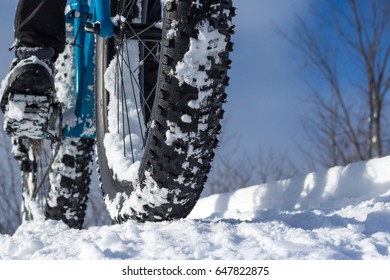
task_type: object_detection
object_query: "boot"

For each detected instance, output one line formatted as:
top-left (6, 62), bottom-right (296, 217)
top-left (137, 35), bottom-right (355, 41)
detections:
top-left (0, 47), bottom-right (55, 139)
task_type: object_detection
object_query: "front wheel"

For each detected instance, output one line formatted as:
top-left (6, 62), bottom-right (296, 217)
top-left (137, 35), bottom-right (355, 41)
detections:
top-left (95, 0), bottom-right (234, 223)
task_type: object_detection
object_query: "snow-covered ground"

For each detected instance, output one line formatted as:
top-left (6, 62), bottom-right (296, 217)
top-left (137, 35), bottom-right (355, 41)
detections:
top-left (0, 156), bottom-right (389, 260)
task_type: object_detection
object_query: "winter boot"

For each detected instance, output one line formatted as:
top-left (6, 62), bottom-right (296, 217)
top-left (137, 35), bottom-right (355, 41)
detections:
top-left (0, 47), bottom-right (56, 139)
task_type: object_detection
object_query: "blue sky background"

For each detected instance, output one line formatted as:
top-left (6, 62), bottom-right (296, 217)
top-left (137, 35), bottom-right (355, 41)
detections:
top-left (221, 0), bottom-right (309, 163)
top-left (0, 0), bottom-right (311, 169)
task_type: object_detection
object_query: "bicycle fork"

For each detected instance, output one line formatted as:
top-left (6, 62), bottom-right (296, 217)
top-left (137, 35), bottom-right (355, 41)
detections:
top-left (64, 0), bottom-right (113, 138)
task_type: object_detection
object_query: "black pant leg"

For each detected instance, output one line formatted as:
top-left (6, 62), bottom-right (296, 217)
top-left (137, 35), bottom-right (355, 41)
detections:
top-left (14, 0), bottom-right (67, 56)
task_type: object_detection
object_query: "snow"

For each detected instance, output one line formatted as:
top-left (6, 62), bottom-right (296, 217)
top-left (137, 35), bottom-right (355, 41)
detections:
top-left (1, 156), bottom-right (390, 260)
top-left (1, 0), bottom-right (389, 263)
top-left (103, 41), bottom-right (145, 183)
top-left (171, 20), bottom-right (227, 109)
top-left (173, 20), bottom-right (226, 88)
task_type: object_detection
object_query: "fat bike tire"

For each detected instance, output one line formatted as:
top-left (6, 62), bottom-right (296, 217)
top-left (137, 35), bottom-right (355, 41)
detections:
top-left (95, 0), bottom-right (234, 223)
top-left (45, 137), bottom-right (94, 229)
top-left (43, 37), bottom-right (95, 229)
top-left (15, 136), bottom-right (94, 230)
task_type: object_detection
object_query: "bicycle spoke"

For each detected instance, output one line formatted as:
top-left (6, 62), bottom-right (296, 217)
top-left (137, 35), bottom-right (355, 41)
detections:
top-left (112, 38), bottom-right (146, 161)
top-left (99, 0), bottom-right (163, 179)
top-left (123, 38), bottom-right (146, 146)
top-left (125, 21), bottom-right (162, 62)
top-left (134, 41), bottom-right (159, 72)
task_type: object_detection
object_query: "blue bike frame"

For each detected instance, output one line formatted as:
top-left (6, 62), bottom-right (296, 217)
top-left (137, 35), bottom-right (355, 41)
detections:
top-left (64, 0), bottom-right (113, 138)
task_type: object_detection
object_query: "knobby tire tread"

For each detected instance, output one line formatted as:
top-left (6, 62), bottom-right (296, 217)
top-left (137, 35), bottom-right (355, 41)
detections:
top-left (45, 138), bottom-right (94, 229)
top-left (97, 0), bottom-right (234, 223)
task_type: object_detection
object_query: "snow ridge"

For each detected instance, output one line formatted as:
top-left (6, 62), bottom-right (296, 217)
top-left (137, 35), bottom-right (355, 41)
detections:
top-left (1, 156), bottom-right (390, 259)
top-left (190, 156), bottom-right (390, 219)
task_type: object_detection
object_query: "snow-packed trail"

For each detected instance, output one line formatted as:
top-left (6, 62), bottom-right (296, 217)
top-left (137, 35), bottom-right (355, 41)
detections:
top-left (1, 156), bottom-right (390, 260)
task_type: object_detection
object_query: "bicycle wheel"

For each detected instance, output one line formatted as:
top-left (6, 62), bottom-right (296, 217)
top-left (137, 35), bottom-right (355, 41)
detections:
top-left (96, 0), bottom-right (234, 222)
top-left (13, 137), bottom-right (51, 221)
top-left (16, 137), bottom-right (94, 229)
top-left (45, 137), bottom-right (94, 229)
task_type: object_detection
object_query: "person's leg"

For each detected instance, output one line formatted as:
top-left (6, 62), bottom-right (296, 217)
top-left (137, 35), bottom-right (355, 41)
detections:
top-left (14, 0), bottom-right (67, 57)
top-left (1, 0), bottom-right (67, 138)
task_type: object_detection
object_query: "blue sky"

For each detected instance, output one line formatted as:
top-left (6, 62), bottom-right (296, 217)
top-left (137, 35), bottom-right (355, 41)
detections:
top-left (0, 1), bottom-right (16, 78)
top-left (0, 0), bottom-right (311, 167)
top-left (223, 0), bottom-right (309, 160)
